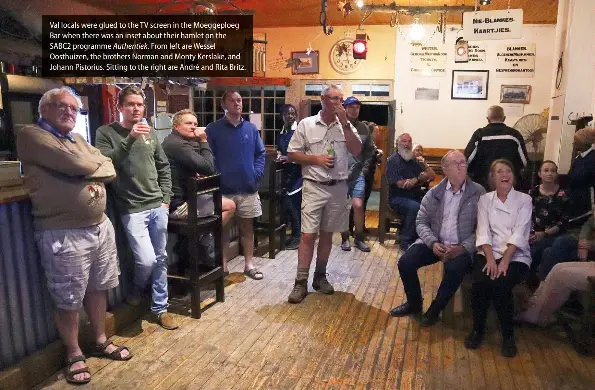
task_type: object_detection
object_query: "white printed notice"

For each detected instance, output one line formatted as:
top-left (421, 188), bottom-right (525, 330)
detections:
top-left (410, 43), bottom-right (448, 77)
top-left (463, 9), bottom-right (523, 41)
top-left (495, 44), bottom-right (535, 78)
top-left (468, 44), bottom-right (487, 63)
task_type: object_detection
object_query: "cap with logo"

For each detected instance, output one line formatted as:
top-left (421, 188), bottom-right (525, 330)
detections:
top-left (343, 96), bottom-right (361, 106)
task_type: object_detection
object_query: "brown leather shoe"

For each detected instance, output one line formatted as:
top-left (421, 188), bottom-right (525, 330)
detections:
top-left (157, 312), bottom-right (179, 330)
top-left (288, 279), bottom-right (308, 304)
top-left (312, 272), bottom-right (334, 295)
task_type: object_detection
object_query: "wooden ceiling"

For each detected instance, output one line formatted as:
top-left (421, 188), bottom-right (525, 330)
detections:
top-left (74, 0), bottom-right (558, 27)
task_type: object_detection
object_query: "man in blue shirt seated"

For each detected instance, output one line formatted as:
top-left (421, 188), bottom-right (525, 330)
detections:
top-left (385, 133), bottom-right (434, 250)
top-left (206, 90), bottom-right (266, 280)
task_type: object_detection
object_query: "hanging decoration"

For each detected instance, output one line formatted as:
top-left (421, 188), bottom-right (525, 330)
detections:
top-left (320, 0), bottom-right (334, 35)
top-left (349, 2), bottom-right (475, 46)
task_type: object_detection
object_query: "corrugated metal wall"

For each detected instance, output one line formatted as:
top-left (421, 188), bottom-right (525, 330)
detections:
top-left (0, 195), bottom-right (237, 371)
top-left (0, 200), bottom-right (57, 371)
top-left (0, 198), bottom-right (133, 370)
top-left (105, 196), bottom-right (135, 309)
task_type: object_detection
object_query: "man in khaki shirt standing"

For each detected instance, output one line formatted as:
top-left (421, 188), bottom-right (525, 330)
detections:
top-left (286, 85), bottom-right (362, 303)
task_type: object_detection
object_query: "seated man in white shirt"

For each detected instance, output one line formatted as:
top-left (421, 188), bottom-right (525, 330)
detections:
top-left (390, 150), bottom-right (485, 326)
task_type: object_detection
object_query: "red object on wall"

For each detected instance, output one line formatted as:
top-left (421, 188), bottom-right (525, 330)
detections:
top-left (101, 84), bottom-right (121, 124)
top-left (353, 39), bottom-right (367, 59)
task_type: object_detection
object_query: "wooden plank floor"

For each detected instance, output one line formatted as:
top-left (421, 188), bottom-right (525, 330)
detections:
top-left (38, 230), bottom-right (595, 389)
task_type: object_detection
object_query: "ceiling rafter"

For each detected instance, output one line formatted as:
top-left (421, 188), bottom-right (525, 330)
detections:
top-left (70, 0), bottom-right (558, 27)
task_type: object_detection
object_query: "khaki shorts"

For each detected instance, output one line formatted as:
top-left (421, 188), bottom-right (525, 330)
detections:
top-left (225, 192), bottom-right (262, 219)
top-left (34, 218), bottom-right (120, 311)
top-left (301, 179), bottom-right (351, 233)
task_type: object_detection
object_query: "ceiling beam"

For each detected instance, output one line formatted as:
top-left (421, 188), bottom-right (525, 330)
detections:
top-left (208, 77), bottom-right (291, 86)
top-left (360, 5), bottom-right (477, 14)
top-left (215, 9), bottom-right (255, 15)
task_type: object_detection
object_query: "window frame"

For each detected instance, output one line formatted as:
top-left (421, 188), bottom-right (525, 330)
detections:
top-left (193, 85), bottom-right (286, 146)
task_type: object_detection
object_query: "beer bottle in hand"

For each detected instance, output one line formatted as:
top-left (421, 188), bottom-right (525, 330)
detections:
top-left (327, 141), bottom-right (336, 169)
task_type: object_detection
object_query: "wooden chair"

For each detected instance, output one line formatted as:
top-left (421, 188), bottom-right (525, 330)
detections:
top-left (384, 208), bottom-right (403, 243)
top-left (254, 159), bottom-right (286, 258)
top-left (379, 174), bottom-right (403, 244)
top-left (167, 174), bottom-right (225, 319)
top-left (378, 174), bottom-right (391, 244)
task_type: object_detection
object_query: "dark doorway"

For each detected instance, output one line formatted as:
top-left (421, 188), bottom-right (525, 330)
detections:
top-left (308, 101), bottom-right (389, 126)
top-left (307, 100), bottom-right (395, 191)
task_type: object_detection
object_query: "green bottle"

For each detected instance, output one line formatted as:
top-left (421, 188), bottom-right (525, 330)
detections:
top-left (327, 141), bottom-right (335, 168)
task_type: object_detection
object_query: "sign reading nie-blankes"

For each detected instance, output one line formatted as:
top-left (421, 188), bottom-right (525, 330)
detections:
top-left (463, 9), bottom-right (523, 41)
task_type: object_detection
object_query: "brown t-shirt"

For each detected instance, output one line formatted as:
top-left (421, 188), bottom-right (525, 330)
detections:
top-left (16, 124), bottom-right (117, 231)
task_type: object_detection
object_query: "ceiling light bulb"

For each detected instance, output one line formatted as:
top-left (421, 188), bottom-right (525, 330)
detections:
top-left (356, 0), bottom-right (364, 8)
top-left (409, 18), bottom-right (425, 42)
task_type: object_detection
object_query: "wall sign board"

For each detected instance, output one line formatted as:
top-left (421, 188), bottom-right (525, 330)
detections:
top-left (410, 43), bottom-right (448, 77)
top-left (463, 9), bottom-right (523, 41)
top-left (495, 44), bottom-right (535, 78)
top-left (468, 44), bottom-right (487, 63)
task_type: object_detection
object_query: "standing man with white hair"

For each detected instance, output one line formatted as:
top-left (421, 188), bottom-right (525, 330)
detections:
top-left (385, 133), bottom-right (435, 250)
top-left (464, 105), bottom-right (529, 190)
top-left (286, 84), bottom-right (362, 304)
top-left (17, 87), bottom-right (131, 385)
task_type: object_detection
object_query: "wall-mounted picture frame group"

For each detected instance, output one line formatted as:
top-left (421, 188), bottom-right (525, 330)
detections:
top-left (500, 85), bottom-right (532, 104)
top-left (291, 51), bottom-right (320, 75)
top-left (451, 70), bottom-right (489, 100)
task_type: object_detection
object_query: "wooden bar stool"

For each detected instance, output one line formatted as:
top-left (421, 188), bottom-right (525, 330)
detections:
top-left (167, 174), bottom-right (225, 319)
top-left (254, 159), bottom-right (286, 258)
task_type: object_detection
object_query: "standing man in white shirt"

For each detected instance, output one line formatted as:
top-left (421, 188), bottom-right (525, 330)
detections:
top-left (286, 85), bottom-right (362, 304)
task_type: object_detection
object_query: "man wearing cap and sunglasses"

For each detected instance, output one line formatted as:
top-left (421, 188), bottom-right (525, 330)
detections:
top-left (286, 84), bottom-right (362, 304)
top-left (340, 96), bottom-right (375, 253)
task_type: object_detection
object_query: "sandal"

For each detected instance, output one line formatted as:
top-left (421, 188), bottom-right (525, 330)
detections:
top-left (65, 355), bottom-right (91, 385)
top-left (89, 340), bottom-right (133, 361)
top-left (244, 268), bottom-right (263, 280)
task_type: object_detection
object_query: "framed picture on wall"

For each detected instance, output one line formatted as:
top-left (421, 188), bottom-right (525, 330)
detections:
top-left (291, 51), bottom-right (319, 75)
top-left (451, 70), bottom-right (489, 100)
top-left (500, 85), bottom-right (532, 104)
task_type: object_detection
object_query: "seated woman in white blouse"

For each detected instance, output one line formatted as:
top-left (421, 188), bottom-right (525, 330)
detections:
top-left (464, 159), bottom-right (532, 358)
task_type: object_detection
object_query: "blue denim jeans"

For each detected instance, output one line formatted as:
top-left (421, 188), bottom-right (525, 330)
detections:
top-left (389, 196), bottom-right (421, 250)
top-left (537, 234), bottom-right (578, 281)
top-left (121, 206), bottom-right (169, 313)
top-left (530, 234), bottom-right (559, 271)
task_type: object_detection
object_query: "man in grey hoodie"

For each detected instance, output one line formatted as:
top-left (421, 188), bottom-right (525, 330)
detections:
top-left (390, 150), bottom-right (485, 326)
